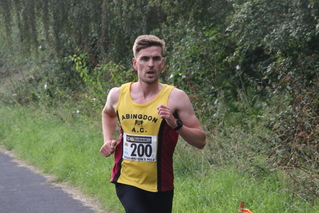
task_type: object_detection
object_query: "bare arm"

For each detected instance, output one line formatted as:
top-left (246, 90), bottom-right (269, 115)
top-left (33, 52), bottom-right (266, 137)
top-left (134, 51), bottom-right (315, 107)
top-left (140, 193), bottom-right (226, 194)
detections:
top-left (157, 89), bottom-right (206, 149)
top-left (100, 87), bottom-right (120, 157)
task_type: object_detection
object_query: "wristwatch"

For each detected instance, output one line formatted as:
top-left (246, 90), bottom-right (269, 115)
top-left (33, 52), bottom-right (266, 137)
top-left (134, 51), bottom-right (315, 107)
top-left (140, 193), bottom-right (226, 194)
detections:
top-left (173, 119), bottom-right (183, 130)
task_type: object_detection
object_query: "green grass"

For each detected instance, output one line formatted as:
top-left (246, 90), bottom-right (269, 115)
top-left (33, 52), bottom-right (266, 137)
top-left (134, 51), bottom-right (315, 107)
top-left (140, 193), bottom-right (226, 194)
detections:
top-left (173, 169), bottom-right (315, 212)
top-left (0, 104), bottom-right (318, 213)
top-left (0, 104), bottom-right (122, 212)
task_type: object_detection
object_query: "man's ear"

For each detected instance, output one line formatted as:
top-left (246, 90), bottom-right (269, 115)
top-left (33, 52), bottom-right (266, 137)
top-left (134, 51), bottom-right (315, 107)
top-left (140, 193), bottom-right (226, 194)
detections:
top-left (161, 57), bottom-right (165, 69)
top-left (132, 58), bottom-right (137, 69)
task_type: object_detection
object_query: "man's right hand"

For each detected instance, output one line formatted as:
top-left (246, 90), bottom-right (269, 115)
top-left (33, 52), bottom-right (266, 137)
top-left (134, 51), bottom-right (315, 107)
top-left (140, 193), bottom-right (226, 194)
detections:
top-left (100, 140), bottom-right (117, 157)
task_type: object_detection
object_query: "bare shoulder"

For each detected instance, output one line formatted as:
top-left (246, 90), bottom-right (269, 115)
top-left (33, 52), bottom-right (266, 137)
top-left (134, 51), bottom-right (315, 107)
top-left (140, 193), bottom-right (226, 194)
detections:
top-left (108, 87), bottom-right (120, 101)
top-left (104, 87), bottom-right (120, 112)
top-left (168, 87), bottom-right (201, 129)
top-left (168, 88), bottom-right (193, 113)
top-left (169, 87), bottom-right (189, 99)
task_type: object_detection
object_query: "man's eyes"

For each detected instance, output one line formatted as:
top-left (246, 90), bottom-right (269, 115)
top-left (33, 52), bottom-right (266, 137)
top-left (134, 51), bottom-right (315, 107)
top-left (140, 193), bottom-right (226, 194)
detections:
top-left (140, 57), bottom-right (149, 61)
top-left (153, 56), bottom-right (162, 61)
top-left (141, 56), bottom-right (162, 61)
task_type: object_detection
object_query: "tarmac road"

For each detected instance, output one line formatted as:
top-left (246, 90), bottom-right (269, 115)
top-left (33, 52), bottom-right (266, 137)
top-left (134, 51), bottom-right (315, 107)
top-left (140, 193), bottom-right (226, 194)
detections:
top-left (0, 150), bottom-right (97, 213)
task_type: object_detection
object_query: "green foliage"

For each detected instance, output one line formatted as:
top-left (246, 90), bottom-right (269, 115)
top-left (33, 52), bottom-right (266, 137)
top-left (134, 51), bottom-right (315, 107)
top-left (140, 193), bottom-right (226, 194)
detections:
top-left (1, 0), bottom-right (319, 207)
top-left (266, 91), bottom-right (319, 203)
top-left (227, 0), bottom-right (319, 203)
top-left (69, 53), bottom-right (137, 118)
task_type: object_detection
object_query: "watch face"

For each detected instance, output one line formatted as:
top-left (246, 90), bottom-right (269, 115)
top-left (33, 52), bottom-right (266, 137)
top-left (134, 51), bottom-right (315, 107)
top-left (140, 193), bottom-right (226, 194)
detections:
top-left (174, 119), bottom-right (183, 130)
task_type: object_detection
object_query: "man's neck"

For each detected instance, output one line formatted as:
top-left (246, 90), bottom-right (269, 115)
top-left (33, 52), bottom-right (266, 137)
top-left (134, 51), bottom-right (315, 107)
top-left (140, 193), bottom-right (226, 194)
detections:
top-left (131, 82), bottom-right (163, 104)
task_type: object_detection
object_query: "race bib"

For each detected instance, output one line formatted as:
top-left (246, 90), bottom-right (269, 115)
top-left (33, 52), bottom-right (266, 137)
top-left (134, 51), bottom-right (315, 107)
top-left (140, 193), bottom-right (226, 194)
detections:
top-left (123, 133), bottom-right (157, 162)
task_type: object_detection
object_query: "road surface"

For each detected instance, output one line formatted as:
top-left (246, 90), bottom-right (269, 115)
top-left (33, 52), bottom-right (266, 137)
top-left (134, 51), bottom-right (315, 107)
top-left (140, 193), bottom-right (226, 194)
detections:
top-left (0, 150), bottom-right (99, 213)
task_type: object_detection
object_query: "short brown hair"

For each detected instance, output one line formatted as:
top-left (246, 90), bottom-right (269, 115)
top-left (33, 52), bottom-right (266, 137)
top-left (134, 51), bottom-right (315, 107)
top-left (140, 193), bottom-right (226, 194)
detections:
top-left (132, 35), bottom-right (165, 57)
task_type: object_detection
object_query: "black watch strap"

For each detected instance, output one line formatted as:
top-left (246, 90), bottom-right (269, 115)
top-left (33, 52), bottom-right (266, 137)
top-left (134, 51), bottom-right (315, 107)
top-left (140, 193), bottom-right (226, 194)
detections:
top-left (173, 119), bottom-right (183, 130)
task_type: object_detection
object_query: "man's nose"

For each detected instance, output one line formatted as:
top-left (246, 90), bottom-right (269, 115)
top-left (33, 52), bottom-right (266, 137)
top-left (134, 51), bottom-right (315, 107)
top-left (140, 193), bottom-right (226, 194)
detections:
top-left (147, 59), bottom-right (154, 67)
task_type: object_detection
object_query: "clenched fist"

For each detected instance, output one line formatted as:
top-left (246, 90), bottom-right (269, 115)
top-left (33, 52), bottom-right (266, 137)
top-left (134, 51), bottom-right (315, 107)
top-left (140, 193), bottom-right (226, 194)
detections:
top-left (100, 140), bottom-right (117, 157)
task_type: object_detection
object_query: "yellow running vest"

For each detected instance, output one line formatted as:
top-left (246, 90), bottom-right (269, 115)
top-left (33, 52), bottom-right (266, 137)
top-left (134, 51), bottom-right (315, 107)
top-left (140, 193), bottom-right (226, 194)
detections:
top-left (110, 82), bottom-right (179, 192)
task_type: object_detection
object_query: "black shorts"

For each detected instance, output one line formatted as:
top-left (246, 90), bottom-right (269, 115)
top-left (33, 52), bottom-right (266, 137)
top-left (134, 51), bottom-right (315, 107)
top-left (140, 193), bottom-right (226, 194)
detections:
top-left (115, 183), bottom-right (174, 213)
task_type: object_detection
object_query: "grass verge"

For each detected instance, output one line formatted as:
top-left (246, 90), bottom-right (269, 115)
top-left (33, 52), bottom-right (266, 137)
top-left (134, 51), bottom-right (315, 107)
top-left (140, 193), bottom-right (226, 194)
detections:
top-left (0, 104), bottom-right (318, 212)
